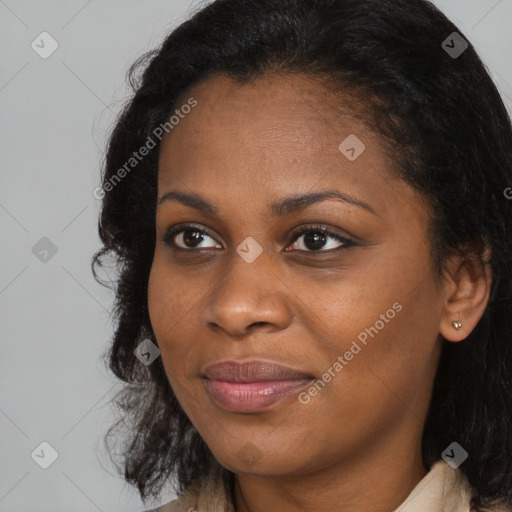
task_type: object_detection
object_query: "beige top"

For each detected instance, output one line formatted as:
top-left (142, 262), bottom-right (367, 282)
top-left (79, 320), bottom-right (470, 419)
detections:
top-left (144, 459), bottom-right (509, 512)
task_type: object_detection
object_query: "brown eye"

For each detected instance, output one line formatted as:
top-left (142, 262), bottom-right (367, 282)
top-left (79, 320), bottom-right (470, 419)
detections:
top-left (162, 225), bottom-right (220, 250)
top-left (287, 226), bottom-right (354, 252)
top-left (160, 223), bottom-right (355, 253)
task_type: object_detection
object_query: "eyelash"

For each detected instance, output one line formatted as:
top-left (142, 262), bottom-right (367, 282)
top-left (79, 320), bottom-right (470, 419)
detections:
top-left (160, 223), bottom-right (355, 253)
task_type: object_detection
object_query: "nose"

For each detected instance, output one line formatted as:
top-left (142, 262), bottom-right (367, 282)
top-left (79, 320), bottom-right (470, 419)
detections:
top-left (201, 251), bottom-right (293, 338)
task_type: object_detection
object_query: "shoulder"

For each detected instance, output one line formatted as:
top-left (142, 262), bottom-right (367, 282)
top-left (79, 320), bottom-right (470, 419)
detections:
top-left (140, 494), bottom-right (195, 512)
top-left (140, 498), bottom-right (180, 512)
top-left (431, 460), bottom-right (511, 512)
top-left (139, 464), bottom-right (234, 512)
top-left (140, 486), bottom-right (200, 512)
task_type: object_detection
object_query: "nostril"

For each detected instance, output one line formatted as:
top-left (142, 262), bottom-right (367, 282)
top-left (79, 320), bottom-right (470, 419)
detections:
top-left (250, 322), bottom-right (267, 328)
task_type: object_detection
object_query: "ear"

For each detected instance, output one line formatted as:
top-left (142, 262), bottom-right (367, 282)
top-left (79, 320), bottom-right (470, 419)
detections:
top-left (438, 245), bottom-right (492, 342)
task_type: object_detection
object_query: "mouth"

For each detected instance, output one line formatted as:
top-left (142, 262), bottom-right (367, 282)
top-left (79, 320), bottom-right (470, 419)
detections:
top-left (202, 359), bottom-right (314, 412)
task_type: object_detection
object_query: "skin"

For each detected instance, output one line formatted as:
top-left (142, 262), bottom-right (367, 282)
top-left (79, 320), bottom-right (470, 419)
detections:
top-left (147, 73), bottom-right (492, 512)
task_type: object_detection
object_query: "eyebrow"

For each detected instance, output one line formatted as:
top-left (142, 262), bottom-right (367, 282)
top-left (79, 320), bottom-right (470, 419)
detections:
top-left (157, 189), bottom-right (378, 217)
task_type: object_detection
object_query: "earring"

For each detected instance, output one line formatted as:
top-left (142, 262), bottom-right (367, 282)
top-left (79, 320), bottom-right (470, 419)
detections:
top-left (453, 317), bottom-right (462, 330)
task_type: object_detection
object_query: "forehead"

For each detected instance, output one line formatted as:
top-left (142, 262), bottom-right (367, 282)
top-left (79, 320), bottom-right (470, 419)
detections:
top-left (163, 73), bottom-right (375, 153)
top-left (156, 73), bottom-right (421, 222)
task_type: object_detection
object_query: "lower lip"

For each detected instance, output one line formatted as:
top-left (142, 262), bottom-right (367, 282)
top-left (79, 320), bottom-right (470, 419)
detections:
top-left (204, 378), bottom-right (312, 412)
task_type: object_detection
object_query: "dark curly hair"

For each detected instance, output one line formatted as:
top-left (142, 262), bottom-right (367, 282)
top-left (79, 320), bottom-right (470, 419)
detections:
top-left (91, 0), bottom-right (512, 510)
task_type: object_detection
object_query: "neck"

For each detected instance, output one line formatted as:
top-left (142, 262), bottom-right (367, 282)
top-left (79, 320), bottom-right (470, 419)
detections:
top-left (233, 434), bottom-right (428, 512)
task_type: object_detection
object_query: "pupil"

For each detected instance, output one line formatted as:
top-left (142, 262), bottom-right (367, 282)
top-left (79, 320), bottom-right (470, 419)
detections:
top-left (180, 230), bottom-right (328, 250)
top-left (305, 231), bottom-right (325, 250)
top-left (184, 230), bottom-right (203, 247)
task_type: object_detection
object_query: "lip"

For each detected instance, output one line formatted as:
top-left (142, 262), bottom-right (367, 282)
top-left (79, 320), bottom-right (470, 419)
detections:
top-left (202, 360), bottom-right (314, 412)
top-left (203, 359), bottom-right (313, 382)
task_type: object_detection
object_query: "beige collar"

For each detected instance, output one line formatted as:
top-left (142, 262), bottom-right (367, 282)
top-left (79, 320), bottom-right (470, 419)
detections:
top-left (150, 460), bottom-right (480, 512)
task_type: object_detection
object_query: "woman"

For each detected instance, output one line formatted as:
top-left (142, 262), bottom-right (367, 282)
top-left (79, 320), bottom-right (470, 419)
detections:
top-left (92, 0), bottom-right (512, 511)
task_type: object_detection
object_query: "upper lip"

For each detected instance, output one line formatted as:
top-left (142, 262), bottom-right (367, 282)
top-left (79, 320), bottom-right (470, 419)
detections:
top-left (203, 360), bottom-right (313, 382)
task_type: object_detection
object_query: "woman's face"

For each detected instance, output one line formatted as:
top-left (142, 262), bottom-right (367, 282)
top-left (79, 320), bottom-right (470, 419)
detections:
top-left (148, 73), bottom-right (446, 477)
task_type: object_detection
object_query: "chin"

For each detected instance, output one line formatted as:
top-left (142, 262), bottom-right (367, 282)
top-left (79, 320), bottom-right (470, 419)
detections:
top-left (209, 439), bottom-right (311, 477)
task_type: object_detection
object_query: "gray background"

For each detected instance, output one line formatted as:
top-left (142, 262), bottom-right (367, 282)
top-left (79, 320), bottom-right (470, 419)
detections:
top-left (1, 1), bottom-right (511, 511)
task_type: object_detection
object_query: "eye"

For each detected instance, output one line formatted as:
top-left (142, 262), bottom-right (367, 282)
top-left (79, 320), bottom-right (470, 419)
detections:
top-left (286, 224), bottom-right (354, 252)
top-left (161, 224), bottom-right (221, 250)
top-left (161, 223), bottom-right (355, 253)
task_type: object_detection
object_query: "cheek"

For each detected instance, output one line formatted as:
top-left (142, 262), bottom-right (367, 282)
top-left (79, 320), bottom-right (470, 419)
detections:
top-left (300, 254), bottom-right (441, 410)
top-left (148, 255), bottom-right (198, 338)
top-left (147, 262), bottom-right (189, 367)
top-left (147, 259), bottom-right (208, 401)
top-left (147, 263), bottom-right (171, 342)
top-left (292, 312), bottom-right (438, 465)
